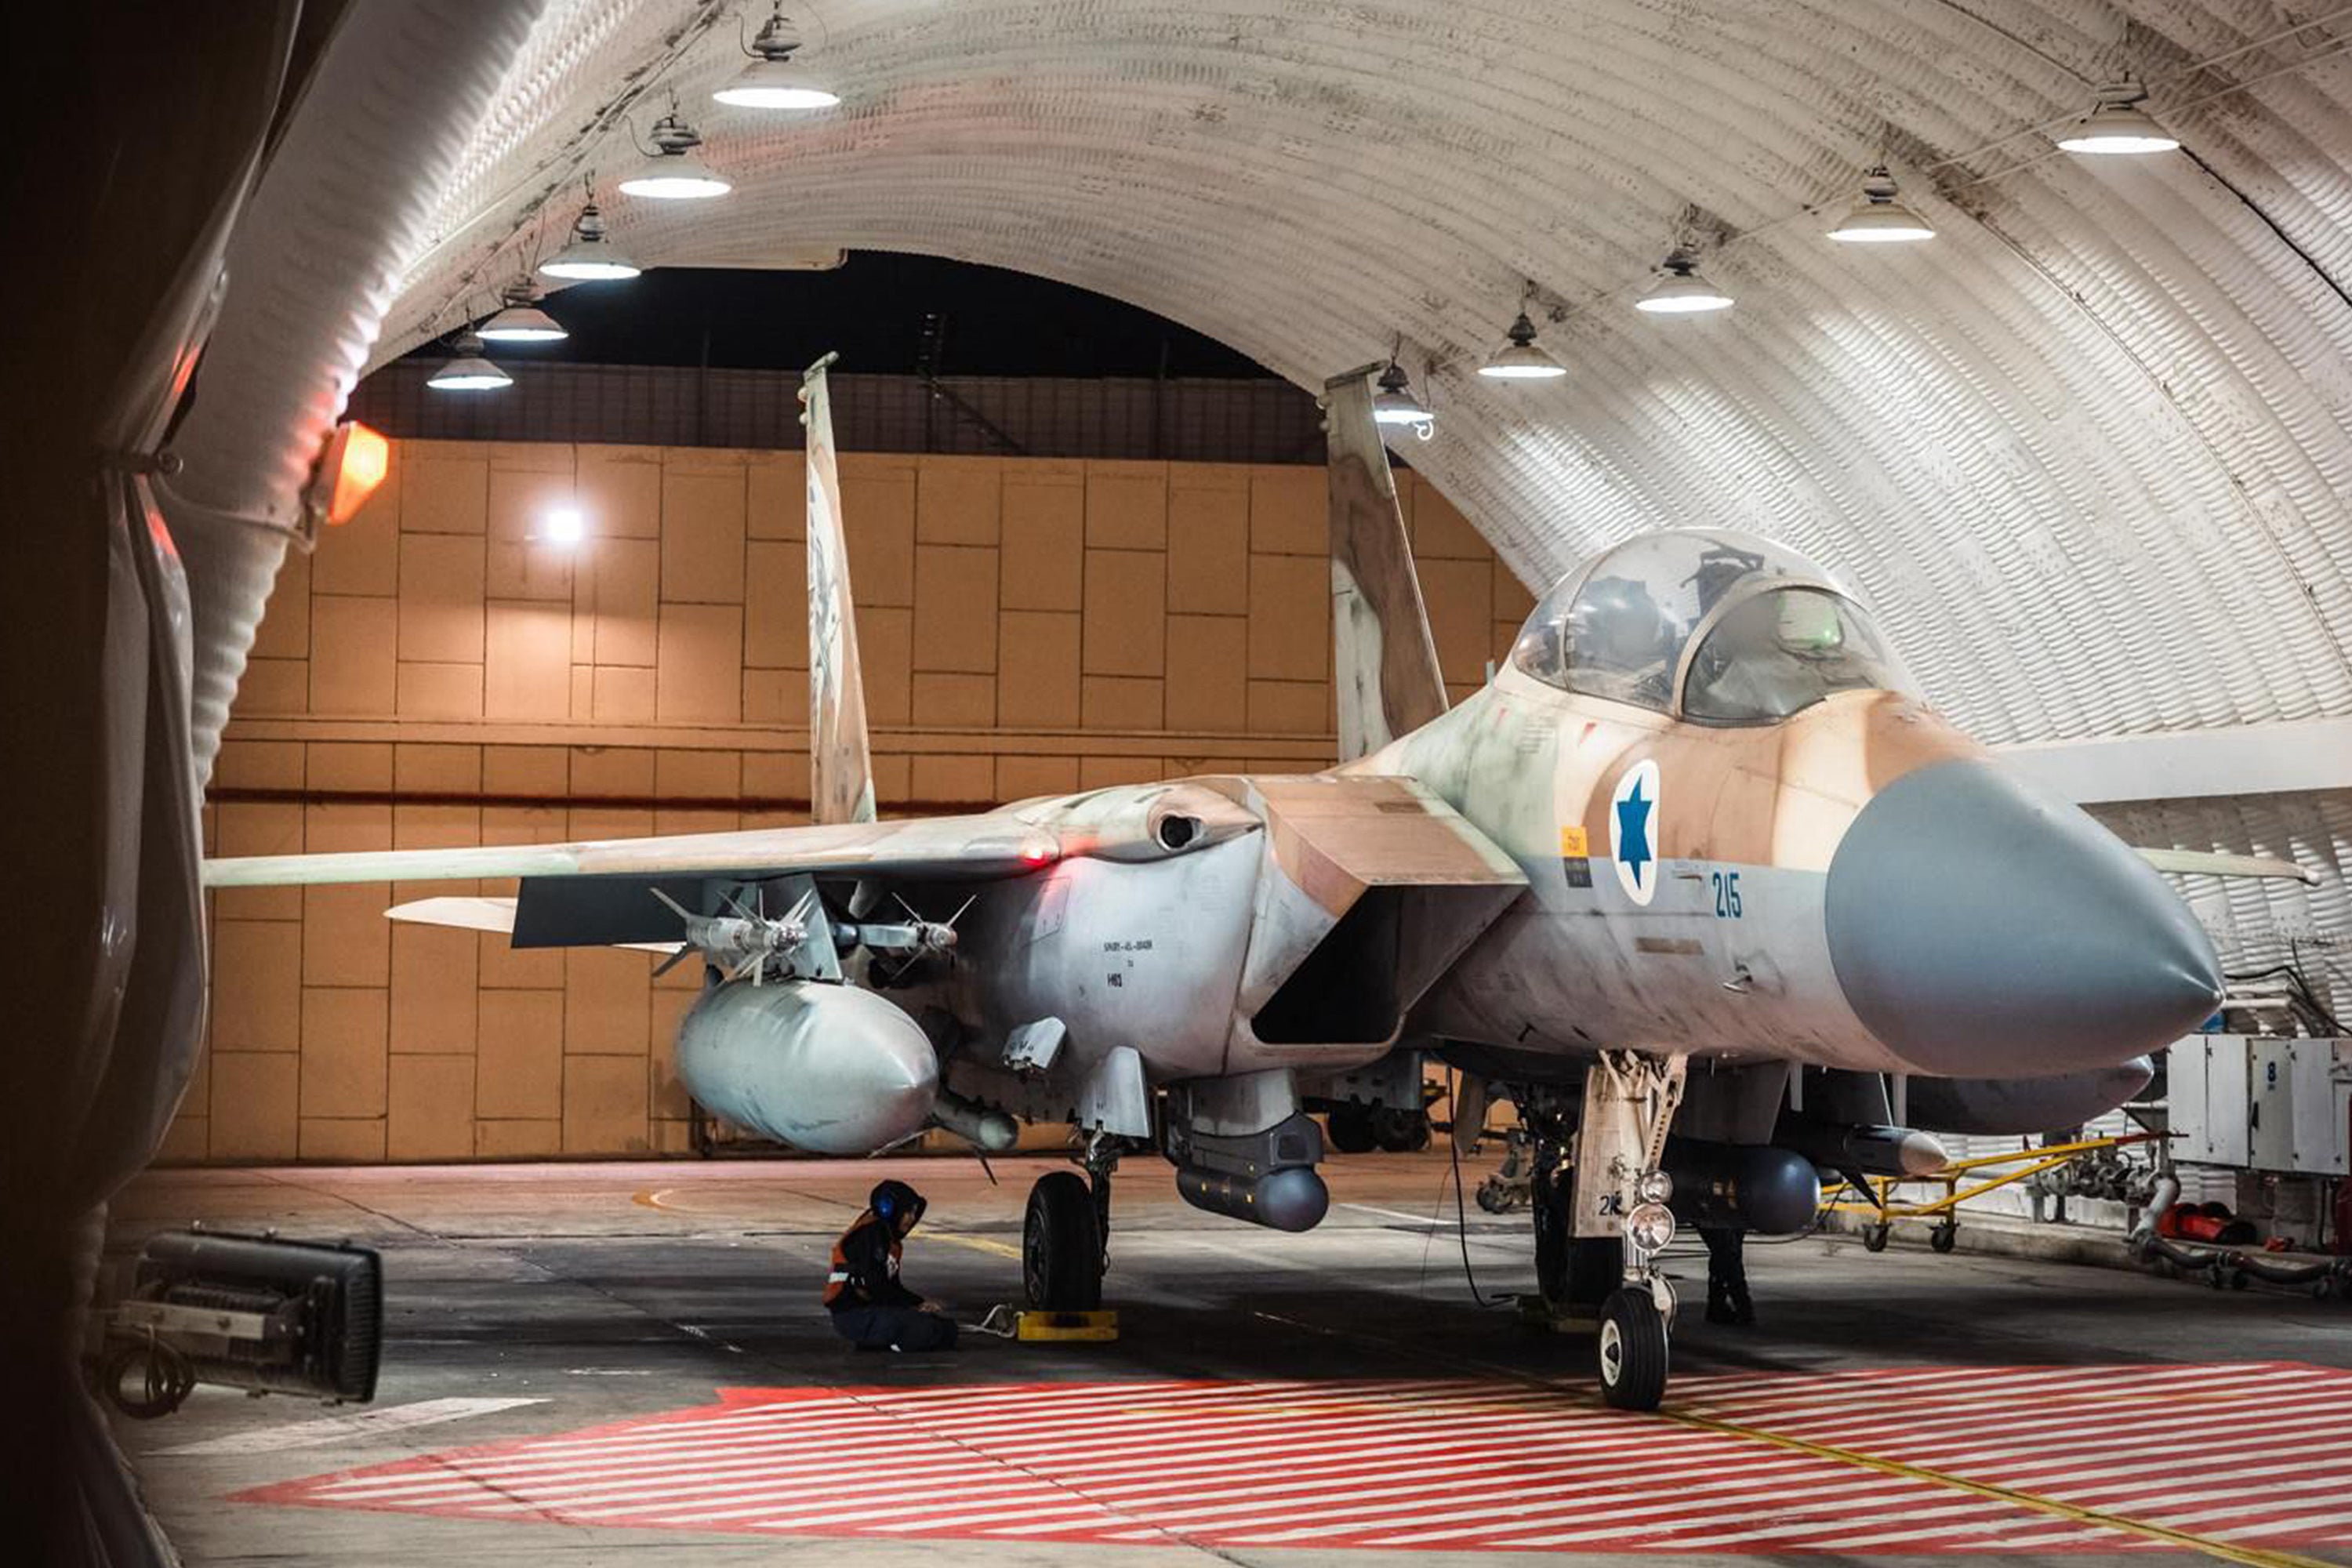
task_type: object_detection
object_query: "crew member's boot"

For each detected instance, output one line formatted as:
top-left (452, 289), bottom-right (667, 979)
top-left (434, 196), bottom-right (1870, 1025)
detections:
top-left (1701, 1225), bottom-right (1755, 1326)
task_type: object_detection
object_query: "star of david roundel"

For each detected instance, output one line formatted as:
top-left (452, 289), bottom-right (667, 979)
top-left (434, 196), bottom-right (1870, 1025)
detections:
top-left (1609, 758), bottom-right (1661, 906)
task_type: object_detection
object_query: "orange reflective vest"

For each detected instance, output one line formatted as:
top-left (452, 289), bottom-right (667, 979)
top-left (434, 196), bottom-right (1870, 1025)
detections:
top-left (823, 1210), bottom-right (903, 1308)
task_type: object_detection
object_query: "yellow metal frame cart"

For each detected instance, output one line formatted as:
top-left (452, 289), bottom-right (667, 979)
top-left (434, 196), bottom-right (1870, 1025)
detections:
top-left (1824, 1131), bottom-right (2165, 1253)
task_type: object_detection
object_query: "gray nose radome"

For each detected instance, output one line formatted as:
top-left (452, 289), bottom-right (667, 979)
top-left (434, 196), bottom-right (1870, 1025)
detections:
top-left (1825, 760), bottom-right (2222, 1079)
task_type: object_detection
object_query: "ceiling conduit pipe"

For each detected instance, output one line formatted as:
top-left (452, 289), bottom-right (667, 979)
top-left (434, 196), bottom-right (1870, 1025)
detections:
top-left (157, 0), bottom-right (550, 785)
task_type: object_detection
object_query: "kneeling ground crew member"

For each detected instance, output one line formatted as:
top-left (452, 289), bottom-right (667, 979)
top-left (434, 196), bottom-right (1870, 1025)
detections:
top-left (826, 1179), bottom-right (959, 1352)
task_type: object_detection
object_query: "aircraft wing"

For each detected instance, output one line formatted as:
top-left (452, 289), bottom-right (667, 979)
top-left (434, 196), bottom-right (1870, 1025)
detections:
top-left (2133, 847), bottom-right (2320, 886)
top-left (202, 811), bottom-right (1063, 947)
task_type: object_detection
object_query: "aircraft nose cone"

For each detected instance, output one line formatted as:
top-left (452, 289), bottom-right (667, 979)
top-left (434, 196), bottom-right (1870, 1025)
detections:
top-left (1825, 760), bottom-right (2222, 1078)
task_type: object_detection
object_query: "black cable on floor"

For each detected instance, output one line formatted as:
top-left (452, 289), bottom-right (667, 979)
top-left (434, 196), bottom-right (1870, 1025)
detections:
top-left (1445, 1067), bottom-right (1512, 1308)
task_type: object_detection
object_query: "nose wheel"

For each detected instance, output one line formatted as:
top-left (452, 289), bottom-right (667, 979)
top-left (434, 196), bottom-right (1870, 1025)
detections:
top-left (1568, 1051), bottom-right (1687, 1412)
top-left (1598, 1287), bottom-right (1669, 1410)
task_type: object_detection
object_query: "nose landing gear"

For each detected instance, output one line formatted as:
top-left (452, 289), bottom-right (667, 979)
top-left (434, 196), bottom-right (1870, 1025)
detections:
top-left (1528, 1051), bottom-right (1686, 1410)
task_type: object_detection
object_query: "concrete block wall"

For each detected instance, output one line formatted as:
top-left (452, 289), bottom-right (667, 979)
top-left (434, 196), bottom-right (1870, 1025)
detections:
top-left (173, 438), bottom-right (1531, 1163)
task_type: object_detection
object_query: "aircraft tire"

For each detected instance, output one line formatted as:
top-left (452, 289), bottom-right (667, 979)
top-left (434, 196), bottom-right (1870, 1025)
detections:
top-left (1326, 1105), bottom-right (1377, 1155)
top-left (1371, 1108), bottom-right (1432, 1152)
top-left (1024, 1171), bottom-right (1103, 1311)
top-left (1598, 1288), bottom-right (1668, 1411)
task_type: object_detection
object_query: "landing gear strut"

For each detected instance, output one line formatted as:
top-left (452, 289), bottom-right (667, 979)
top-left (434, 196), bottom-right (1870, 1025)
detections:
top-left (1022, 1134), bottom-right (1122, 1311)
top-left (1568, 1051), bottom-right (1688, 1411)
top-left (1524, 1115), bottom-right (1620, 1311)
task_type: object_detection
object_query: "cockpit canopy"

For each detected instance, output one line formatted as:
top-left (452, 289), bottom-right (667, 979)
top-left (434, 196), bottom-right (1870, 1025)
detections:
top-left (1510, 528), bottom-right (1912, 723)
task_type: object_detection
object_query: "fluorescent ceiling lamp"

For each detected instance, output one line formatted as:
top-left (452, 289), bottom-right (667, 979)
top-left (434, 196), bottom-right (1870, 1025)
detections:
top-left (716, 6), bottom-right (839, 108)
top-left (425, 332), bottom-right (511, 392)
top-left (715, 59), bottom-right (839, 110)
top-left (539, 202), bottom-right (641, 281)
top-left (477, 282), bottom-right (567, 343)
top-left (2055, 82), bottom-right (2178, 154)
top-left (1371, 361), bottom-right (1435, 439)
top-left (619, 114), bottom-right (732, 200)
top-left (1478, 310), bottom-right (1567, 379)
top-left (1635, 249), bottom-right (1733, 314)
top-left (1827, 165), bottom-right (1935, 243)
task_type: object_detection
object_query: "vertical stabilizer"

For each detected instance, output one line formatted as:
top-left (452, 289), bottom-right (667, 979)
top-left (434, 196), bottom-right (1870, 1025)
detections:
top-left (1326, 366), bottom-right (1447, 760)
top-left (801, 354), bottom-right (877, 824)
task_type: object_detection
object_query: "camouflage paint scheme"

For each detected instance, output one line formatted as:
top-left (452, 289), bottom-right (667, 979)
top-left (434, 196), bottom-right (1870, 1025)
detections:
top-left (204, 359), bottom-right (2224, 1159)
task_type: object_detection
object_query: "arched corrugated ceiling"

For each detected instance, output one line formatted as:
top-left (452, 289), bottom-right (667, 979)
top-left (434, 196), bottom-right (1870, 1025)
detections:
top-left (376, 0), bottom-right (2350, 989)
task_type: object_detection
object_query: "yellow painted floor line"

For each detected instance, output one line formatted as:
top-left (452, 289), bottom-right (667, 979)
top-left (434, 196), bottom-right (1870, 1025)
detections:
top-left (930, 1231), bottom-right (1024, 1261)
top-left (1661, 1403), bottom-right (2336, 1568)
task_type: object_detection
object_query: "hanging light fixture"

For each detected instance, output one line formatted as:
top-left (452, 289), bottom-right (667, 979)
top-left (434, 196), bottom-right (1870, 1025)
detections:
top-left (1371, 360), bottom-right (1435, 441)
top-left (1478, 297), bottom-right (1568, 379)
top-left (1635, 248), bottom-right (1735, 314)
top-left (477, 279), bottom-right (568, 343)
top-left (619, 107), bottom-right (733, 200)
top-left (539, 201), bottom-right (641, 281)
top-left (425, 331), bottom-right (512, 392)
top-left (2055, 81), bottom-right (2179, 154)
top-left (714, 2), bottom-right (840, 110)
top-left (1826, 165), bottom-right (1936, 243)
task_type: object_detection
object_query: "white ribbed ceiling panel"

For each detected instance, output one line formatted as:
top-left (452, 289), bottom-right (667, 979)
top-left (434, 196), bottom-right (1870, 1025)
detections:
top-left (381, 0), bottom-right (2352, 755)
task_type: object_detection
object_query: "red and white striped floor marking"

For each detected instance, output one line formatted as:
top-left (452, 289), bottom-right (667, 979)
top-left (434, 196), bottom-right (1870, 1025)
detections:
top-left (237, 1363), bottom-right (2352, 1554)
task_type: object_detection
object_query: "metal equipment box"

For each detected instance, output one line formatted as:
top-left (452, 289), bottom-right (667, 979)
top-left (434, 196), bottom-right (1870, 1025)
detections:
top-left (2169, 1036), bottom-right (2350, 1175)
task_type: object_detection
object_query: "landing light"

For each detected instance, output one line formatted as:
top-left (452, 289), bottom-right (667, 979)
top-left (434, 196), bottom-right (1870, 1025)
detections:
top-left (1624, 1201), bottom-right (1676, 1254)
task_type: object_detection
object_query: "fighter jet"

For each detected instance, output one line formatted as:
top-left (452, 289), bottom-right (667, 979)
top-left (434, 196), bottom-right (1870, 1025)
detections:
top-left (204, 354), bottom-right (2307, 1409)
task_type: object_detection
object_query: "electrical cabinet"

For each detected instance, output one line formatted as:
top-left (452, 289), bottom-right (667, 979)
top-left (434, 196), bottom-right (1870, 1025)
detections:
top-left (2169, 1036), bottom-right (2350, 1175)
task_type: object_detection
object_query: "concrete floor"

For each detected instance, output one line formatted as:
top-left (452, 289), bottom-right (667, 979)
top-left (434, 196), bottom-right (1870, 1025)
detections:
top-left (107, 1152), bottom-right (2352, 1566)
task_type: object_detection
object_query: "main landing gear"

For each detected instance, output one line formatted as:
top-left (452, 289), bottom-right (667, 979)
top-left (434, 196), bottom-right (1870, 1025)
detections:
top-left (1023, 1133), bottom-right (1121, 1311)
top-left (1526, 1051), bottom-right (1688, 1412)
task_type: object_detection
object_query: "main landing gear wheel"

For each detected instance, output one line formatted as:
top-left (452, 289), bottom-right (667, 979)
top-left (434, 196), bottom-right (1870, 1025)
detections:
top-left (1325, 1105), bottom-right (1377, 1155)
top-left (1024, 1171), bottom-right (1103, 1311)
top-left (1370, 1106), bottom-right (1433, 1152)
top-left (1597, 1287), bottom-right (1669, 1411)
